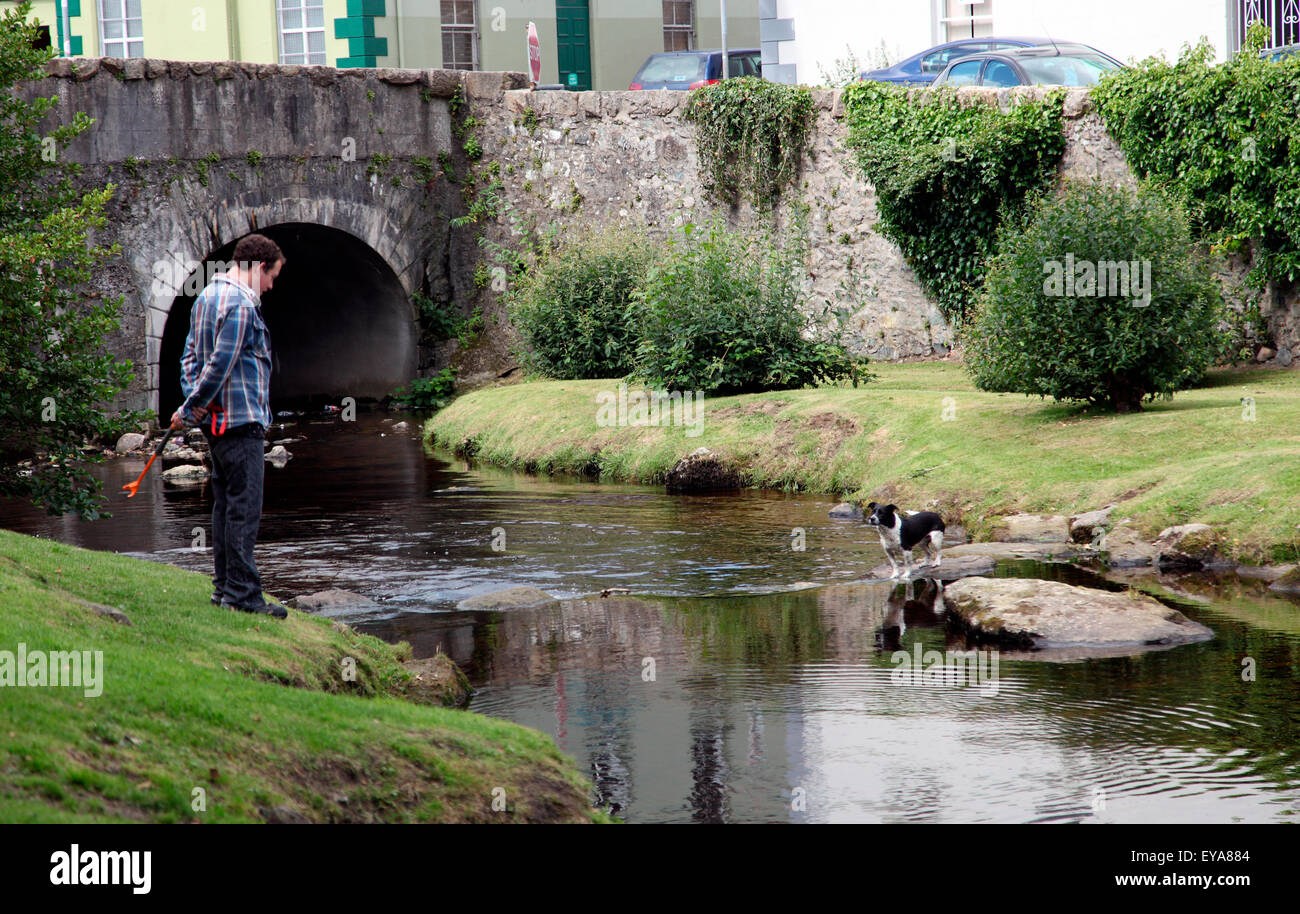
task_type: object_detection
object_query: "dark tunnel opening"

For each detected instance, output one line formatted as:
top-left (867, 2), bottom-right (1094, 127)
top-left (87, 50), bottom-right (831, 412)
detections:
top-left (160, 223), bottom-right (416, 420)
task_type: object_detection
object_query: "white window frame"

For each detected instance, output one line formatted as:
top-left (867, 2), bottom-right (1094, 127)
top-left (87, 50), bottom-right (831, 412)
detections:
top-left (941, 0), bottom-right (993, 41)
top-left (441, 0), bottom-right (480, 70)
top-left (277, 0), bottom-right (328, 66)
top-left (663, 0), bottom-right (696, 52)
top-left (99, 0), bottom-right (144, 59)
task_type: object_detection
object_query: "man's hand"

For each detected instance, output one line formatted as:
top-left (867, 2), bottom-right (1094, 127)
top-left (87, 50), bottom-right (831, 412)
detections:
top-left (170, 407), bottom-right (208, 432)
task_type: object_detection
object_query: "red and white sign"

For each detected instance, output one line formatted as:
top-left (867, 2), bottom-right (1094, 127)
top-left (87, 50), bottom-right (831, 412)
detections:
top-left (527, 22), bottom-right (541, 87)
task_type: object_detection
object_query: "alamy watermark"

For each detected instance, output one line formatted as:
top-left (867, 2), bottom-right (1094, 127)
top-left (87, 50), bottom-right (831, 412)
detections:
top-left (890, 643), bottom-right (999, 696)
top-left (595, 383), bottom-right (705, 437)
top-left (1043, 254), bottom-right (1152, 308)
top-left (0, 643), bottom-right (103, 698)
top-left (150, 257), bottom-right (268, 304)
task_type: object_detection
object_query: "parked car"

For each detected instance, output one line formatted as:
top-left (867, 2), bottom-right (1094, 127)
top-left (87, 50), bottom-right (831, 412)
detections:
top-left (1260, 44), bottom-right (1300, 61)
top-left (629, 49), bottom-right (762, 90)
top-left (932, 44), bottom-right (1124, 88)
top-left (860, 37), bottom-right (1056, 86)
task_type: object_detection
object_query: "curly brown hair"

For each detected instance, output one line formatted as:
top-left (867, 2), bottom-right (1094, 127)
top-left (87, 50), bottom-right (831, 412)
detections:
top-left (232, 233), bottom-right (285, 270)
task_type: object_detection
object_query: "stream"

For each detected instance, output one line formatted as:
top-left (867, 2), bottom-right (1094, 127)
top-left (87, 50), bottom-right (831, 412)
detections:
top-left (2, 412), bottom-right (1297, 823)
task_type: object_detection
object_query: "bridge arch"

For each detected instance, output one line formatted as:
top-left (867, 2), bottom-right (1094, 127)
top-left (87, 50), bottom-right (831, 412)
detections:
top-left (128, 183), bottom-right (440, 417)
top-left (158, 221), bottom-right (418, 420)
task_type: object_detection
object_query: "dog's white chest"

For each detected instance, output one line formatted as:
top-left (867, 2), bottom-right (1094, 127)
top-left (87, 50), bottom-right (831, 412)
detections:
top-left (875, 524), bottom-right (902, 549)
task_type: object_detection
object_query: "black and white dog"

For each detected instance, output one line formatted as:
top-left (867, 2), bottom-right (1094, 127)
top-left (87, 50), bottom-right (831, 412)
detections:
top-left (865, 502), bottom-right (945, 580)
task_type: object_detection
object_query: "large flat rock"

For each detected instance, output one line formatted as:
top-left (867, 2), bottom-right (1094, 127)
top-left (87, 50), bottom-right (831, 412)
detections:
top-left (945, 542), bottom-right (1089, 561)
top-left (945, 577), bottom-right (1214, 650)
top-left (869, 555), bottom-right (996, 581)
top-left (288, 589), bottom-right (379, 616)
top-left (456, 585), bottom-right (558, 611)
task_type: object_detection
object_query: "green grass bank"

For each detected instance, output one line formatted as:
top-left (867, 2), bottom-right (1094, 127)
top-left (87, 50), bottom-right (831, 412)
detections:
top-left (427, 363), bottom-right (1300, 564)
top-left (0, 530), bottom-right (612, 823)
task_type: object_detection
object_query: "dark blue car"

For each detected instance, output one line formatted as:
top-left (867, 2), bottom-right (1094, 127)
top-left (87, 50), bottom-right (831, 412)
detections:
top-left (630, 49), bottom-right (762, 90)
top-left (860, 37), bottom-right (1059, 85)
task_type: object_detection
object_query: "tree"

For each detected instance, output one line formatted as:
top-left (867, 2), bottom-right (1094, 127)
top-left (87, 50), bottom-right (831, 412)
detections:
top-left (1, 2), bottom-right (140, 518)
top-left (964, 182), bottom-right (1223, 413)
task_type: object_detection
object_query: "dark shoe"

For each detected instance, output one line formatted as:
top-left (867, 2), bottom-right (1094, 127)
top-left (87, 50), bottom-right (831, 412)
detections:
top-left (223, 601), bottom-right (287, 619)
top-left (211, 595), bottom-right (223, 606)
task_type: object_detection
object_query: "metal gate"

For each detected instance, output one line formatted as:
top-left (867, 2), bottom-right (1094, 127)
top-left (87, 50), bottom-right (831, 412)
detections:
top-left (1228, 0), bottom-right (1300, 55)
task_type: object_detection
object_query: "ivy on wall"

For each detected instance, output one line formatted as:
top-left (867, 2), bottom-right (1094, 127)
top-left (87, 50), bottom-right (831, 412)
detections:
top-left (684, 77), bottom-right (814, 211)
top-left (841, 83), bottom-right (1066, 324)
top-left (1091, 26), bottom-right (1300, 288)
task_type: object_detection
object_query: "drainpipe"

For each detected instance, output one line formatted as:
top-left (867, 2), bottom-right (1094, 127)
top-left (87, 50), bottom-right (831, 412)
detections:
top-left (394, 0), bottom-right (404, 67)
top-left (720, 0), bottom-right (728, 79)
top-left (55, 0), bottom-right (71, 56)
top-left (226, 0), bottom-right (240, 61)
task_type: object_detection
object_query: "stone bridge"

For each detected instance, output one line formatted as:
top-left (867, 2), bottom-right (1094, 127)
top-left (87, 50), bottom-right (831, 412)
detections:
top-left (28, 58), bottom-right (527, 417)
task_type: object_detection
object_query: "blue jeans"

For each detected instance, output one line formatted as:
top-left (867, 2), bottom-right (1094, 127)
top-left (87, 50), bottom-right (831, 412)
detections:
top-left (205, 423), bottom-right (266, 609)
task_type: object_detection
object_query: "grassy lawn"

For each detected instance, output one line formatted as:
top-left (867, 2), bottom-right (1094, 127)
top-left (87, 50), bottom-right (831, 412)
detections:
top-left (428, 363), bottom-right (1300, 564)
top-left (0, 530), bottom-right (611, 823)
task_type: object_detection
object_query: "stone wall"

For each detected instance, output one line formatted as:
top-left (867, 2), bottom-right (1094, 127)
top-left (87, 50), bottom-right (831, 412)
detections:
top-left (462, 82), bottom-right (1298, 373)
top-left (461, 85), bottom-right (1143, 381)
top-left (24, 62), bottom-right (1298, 406)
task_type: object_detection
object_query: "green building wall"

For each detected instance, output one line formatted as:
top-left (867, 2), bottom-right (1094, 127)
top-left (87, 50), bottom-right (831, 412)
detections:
top-left (3, 0), bottom-right (759, 88)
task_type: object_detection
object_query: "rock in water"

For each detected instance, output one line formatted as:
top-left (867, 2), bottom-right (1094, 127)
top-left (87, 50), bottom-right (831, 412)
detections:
top-left (162, 464), bottom-right (208, 484)
top-left (945, 577), bottom-right (1214, 651)
top-left (1098, 524), bottom-right (1158, 568)
top-left (1268, 567), bottom-right (1300, 595)
top-left (115, 432), bottom-right (146, 454)
top-left (664, 447), bottom-right (740, 491)
top-left (1153, 523), bottom-right (1225, 569)
top-left (828, 501), bottom-right (863, 519)
top-left (402, 654), bottom-right (472, 707)
top-left (288, 589), bottom-right (379, 615)
top-left (869, 554), bottom-right (995, 581)
top-left (945, 541), bottom-right (1089, 561)
top-left (1069, 504), bottom-right (1115, 543)
top-left (456, 586), bottom-right (558, 611)
top-left (265, 445), bottom-right (291, 463)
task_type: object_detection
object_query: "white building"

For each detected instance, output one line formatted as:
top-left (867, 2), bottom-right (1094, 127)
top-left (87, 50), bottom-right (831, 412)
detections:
top-left (758, 0), bottom-right (1299, 84)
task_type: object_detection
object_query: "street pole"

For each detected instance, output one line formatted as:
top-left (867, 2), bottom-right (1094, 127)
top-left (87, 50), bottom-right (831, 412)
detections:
top-left (720, 0), bottom-right (729, 79)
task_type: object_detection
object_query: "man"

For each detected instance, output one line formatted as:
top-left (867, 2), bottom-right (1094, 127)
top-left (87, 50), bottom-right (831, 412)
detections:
top-left (173, 233), bottom-right (286, 618)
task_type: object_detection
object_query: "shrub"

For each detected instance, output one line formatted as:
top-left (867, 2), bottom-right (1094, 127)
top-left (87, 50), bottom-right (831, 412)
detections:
top-left (684, 77), bottom-right (814, 211)
top-left (506, 231), bottom-right (654, 379)
top-left (392, 369), bottom-right (457, 411)
top-left (631, 222), bottom-right (868, 394)
top-left (1091, 33), bottom-right (1300, 287)
top-left (1, 3), bottom-right (144, 518)
top-left (842, 82), bottom-right (1066, 323)
top-left (964, 182), bottom-right (1223, 413)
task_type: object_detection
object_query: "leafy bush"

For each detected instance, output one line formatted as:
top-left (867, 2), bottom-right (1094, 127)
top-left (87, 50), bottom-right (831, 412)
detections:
top-left (392, 369), bottom-right (457, 411)
top-left (506, 231), bottom-right (654, 379)
top-left (684, 77), bottom-right (814, 211)
top-left (413, 292), bottom-right (483, 348)
top-left (842, 82), bottom-right (1066, 323)
top-left (1092, 34), bottom-right (1300, 287)
top-left (1, 3), bottom-right (144, 518)
top-left (964, 182), bottom-right (1223, 412)
top-left (631, 222), bottom-right (867, 394)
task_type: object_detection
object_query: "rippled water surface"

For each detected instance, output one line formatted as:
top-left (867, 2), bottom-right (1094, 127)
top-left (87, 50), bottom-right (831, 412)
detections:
top-left (3, 413), bottom-right (1298, 823)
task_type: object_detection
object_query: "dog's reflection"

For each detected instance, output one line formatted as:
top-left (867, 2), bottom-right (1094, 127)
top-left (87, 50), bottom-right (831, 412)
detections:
top-left (875, 577), bottom-right (947, 652)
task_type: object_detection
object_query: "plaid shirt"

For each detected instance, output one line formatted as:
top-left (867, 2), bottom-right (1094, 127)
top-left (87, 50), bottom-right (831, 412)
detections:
top-left (179, 273), bottom-right (272, 430)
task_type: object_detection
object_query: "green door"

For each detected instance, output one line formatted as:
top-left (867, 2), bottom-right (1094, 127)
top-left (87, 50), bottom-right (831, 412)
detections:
top-left (555, 0), bottom-right (591, 91)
